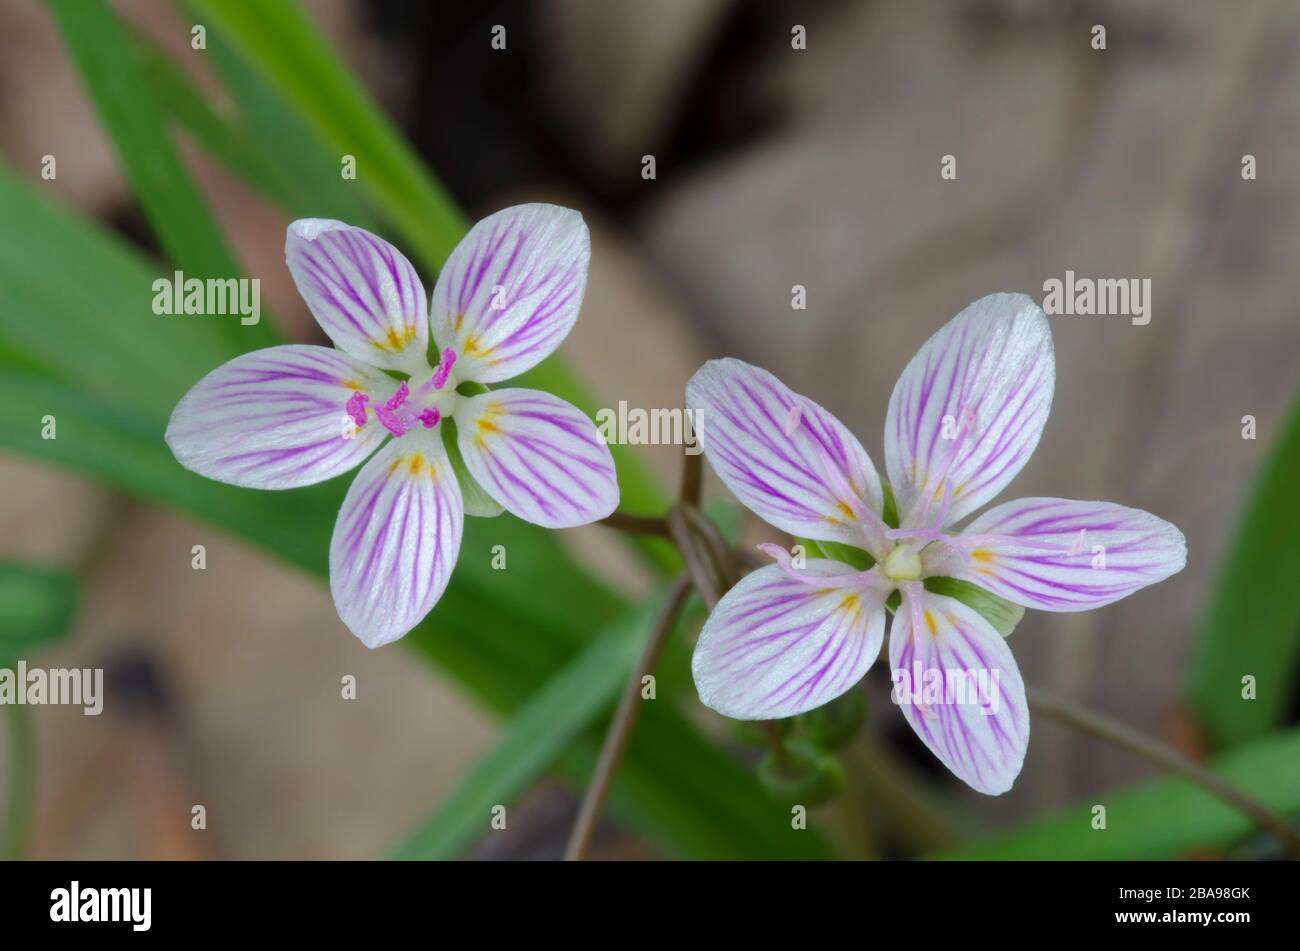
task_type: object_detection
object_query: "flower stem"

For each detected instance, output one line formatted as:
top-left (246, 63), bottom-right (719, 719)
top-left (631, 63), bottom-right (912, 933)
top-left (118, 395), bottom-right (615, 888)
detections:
top-left (679, 504), bottom-right (737, 583)
top-left (679, 451), bottom-right (703, 507)
top-left (1026, 685), bottom-right (1300, 857)
top-left (666, 507), bottom-right (723, 609)
top-left (3, 703), bottom-right (34, 860)
top-left (565, 575), bottom-right (693, 860)
top-left (758, 720), bottom-right (788, 766)
top-left (598, 511), bottom-right (670, 536)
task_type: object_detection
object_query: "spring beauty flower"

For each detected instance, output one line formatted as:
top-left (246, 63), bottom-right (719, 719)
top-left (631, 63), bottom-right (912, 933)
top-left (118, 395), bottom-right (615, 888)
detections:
top-left (166, 205), bottom-right (618, 648)
top-left (686, 293), bottom-right (1185, 794)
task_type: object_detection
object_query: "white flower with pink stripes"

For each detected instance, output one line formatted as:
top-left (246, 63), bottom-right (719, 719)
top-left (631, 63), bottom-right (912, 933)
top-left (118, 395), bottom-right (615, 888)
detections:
top-left (687, 293), bottom-right (1185, 794)
top-left (167, 205), bottom-right (617, 648)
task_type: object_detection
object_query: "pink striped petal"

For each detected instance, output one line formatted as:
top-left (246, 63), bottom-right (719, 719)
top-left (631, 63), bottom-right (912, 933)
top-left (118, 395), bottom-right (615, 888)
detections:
top-left (286, 219), bottom-right (429, 372)
top-left (453, 388), bottom-right (617, 528)
top-left (945, 497), bottom-right (1187, 611)
top-left (885, 294), bottom-right (1054, 530)
top-left (430, 204), bottom-right (589, 384)
top-left (890, 588), bottom-right (1029, 795)
top-left (329, 431), bottom-right (463, 648)
top-left (687, 358), bottom-right (886, 550)
top-left (692, 561), bottom-right (887, 720)
top-left (165, 345), bottom-right (391, 489)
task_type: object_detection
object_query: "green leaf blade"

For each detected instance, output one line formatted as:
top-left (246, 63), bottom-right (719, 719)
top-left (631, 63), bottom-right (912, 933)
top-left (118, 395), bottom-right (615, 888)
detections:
top-left (392, 600), bottom-right (653, 859)
top-left (939, 728), bottom-right (1300, 859)
top-left (45, 0), bottom-right (277, 350)
top-left (1188, 389), bottom-right (1300, 749)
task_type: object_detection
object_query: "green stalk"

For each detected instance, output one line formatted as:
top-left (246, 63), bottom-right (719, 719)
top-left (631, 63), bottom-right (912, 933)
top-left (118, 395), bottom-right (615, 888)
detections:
top-left (3, 704), bottom-right (34, 860)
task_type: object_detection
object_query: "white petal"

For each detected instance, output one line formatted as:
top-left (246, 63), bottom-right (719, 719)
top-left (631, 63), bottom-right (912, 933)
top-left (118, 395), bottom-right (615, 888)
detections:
top-left (165, 345), bottom-right (389, 489)
top-left (946, 497), bottom-right (1187, 611)
top-left (885, 293), bottom-right (1054, 529)
top-left (329, 431), bottom-right (463, 648)
top-left (889, 588), bottom-right (1029, 795)
top-left (687, 358), bottom-right (886, 550)
top-left (693, 562), bottom-right (886, 720)
top-left (286, 219), bottom-right (429, 372)
top-left (430, 204), bottom-right (589, 384)
top-left (453, 388), bottom-right (617, 528)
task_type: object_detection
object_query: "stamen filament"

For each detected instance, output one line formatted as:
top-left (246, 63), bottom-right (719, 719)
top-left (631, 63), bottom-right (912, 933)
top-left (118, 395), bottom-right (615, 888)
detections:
top-left (374, 381), bottom-right (412, 437)
top-left (430, 347), bottom-right (457, 390)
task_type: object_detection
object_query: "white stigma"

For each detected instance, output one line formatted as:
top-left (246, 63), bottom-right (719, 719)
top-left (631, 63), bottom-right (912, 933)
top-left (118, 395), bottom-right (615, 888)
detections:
top-left (883, 544), bottom-right (923, 582)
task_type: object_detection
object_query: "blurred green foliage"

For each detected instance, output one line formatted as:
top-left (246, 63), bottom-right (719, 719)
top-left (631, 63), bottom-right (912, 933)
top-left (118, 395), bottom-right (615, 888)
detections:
top-left (0, 561), bottom-right (77, 859)
top-left (0, 563), bottom-right (78, 664)
top-left (0, 0), bottom-right (1294, 861)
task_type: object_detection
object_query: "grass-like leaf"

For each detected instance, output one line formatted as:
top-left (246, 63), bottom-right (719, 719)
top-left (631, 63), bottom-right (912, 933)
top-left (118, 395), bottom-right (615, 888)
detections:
top-left (45, 0), bottom-right (277, 350)
top-left (392, 597), bottom-right (661, 859)
top-left (1188, 390), bottom-right (1300, 748)
top-left (938, 727), bottom-right (1300, 859)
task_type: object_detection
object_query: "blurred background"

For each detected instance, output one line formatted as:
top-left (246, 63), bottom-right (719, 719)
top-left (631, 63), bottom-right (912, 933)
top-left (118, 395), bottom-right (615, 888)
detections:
top-left (1, 0), bottom-right (1298, 859)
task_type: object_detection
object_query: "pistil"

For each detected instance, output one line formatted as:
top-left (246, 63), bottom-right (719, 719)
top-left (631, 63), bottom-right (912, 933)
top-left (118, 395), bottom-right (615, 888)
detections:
top-left (882, 544), bottom-right (923, 581)
top-left (373, 381), bottom-right (412, 437)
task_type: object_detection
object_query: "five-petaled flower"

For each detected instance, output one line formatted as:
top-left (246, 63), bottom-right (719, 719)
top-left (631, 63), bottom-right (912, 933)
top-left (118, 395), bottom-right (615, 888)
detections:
top-left (166, 204), bottom-right (618, 648)
top-left (686, 293), bottom-right (1186, 794)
